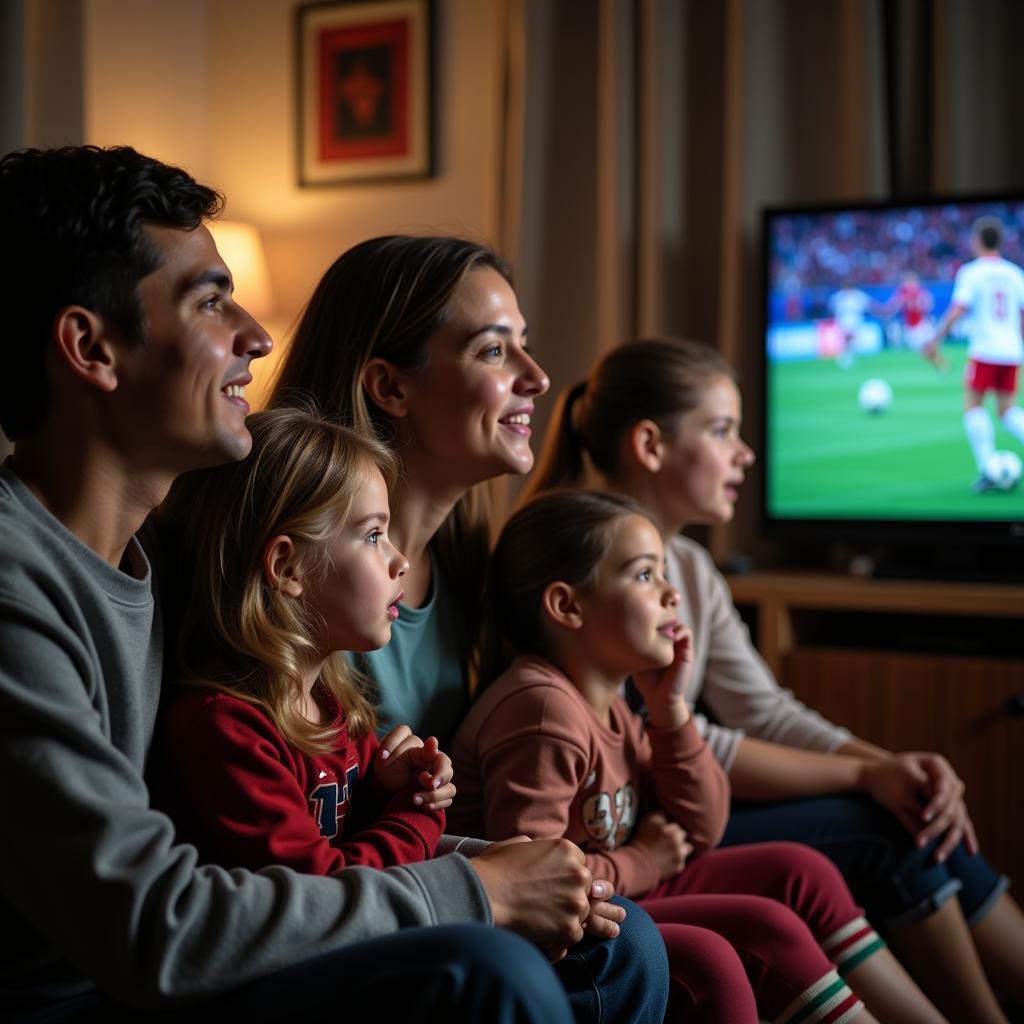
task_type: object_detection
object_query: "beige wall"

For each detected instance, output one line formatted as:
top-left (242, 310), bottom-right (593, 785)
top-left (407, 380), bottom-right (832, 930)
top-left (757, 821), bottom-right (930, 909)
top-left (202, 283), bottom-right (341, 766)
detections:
top-left (84, 0), bottom-right (208, 173)
top-left (204, 1), bottom-right (504, 310)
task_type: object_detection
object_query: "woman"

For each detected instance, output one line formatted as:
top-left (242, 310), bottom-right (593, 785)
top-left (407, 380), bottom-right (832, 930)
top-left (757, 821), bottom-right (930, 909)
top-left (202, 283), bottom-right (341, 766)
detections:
top-left (524, 335), bottom-right (1024, 1024)
top-left (269, 235), bottom-right (668, 1024)
top-left (272, 236), bottom-right (546, 743)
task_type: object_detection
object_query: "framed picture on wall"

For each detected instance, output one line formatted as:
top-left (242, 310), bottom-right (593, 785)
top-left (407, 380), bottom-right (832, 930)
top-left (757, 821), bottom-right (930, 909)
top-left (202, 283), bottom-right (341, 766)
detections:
top-left (296, 0), bottom-right (434, 186)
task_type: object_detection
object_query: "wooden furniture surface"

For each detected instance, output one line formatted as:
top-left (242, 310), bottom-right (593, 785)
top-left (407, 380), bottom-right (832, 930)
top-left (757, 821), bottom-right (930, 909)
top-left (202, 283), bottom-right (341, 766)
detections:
top-left (723, 572), bottom-right (1024, 884)
top-left (724, 572), bottom-right (1024, 678)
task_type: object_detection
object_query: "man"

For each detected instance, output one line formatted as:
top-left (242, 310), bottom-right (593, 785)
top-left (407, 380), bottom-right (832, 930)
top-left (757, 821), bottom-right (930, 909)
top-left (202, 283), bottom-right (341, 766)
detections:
top-left (926, 215), bottom-right (1024, 491)
top-left (0, 146), bottom-right (668, 1022)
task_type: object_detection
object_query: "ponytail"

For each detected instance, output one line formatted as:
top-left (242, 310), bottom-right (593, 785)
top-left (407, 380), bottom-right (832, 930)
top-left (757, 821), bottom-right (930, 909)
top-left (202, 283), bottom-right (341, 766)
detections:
top-left (527, 338), bottom-right (732, 504)
top-left (522, 379), bottom-right (589, 503)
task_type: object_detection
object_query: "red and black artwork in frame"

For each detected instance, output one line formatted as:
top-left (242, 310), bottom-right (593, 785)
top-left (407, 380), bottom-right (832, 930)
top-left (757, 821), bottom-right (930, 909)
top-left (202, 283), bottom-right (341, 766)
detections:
top-left (298, 0), bottom-right (433, 185)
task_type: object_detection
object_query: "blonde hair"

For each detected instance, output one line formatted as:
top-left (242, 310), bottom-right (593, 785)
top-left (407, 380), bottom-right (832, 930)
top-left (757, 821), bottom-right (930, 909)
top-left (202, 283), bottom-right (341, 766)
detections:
top-left (159, 406), bottom-right (397, 754)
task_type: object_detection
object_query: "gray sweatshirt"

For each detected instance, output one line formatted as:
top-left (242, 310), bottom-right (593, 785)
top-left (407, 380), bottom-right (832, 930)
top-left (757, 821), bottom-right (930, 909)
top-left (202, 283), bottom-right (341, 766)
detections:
top-left (0, 467), bottom-right (490, 1012)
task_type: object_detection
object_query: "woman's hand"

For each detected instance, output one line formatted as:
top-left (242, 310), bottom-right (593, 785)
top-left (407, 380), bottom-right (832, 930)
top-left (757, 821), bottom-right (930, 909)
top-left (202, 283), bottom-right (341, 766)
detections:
top-left (631, 627), bottom-right (694, 729)
top-left (860, 751), bottom-right (978, 862)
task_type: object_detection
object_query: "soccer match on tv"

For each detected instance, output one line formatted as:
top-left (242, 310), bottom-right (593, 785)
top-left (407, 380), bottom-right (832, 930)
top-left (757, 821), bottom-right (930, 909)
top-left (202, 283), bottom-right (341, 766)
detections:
top-left (764, 198), bottom-right (1024, 524)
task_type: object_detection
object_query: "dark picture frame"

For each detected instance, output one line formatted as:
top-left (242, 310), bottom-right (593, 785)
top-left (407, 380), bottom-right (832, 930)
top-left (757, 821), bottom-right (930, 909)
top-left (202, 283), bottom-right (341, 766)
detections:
top-left (296, 0), bottom-right (434, 186)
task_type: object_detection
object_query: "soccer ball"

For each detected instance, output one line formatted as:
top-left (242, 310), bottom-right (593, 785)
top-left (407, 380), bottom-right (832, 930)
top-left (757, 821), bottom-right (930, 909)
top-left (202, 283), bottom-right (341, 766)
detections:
top-left (984, 450), bottom-right (1023, 491)
top-left (857, 378), bottom-right (892, 414)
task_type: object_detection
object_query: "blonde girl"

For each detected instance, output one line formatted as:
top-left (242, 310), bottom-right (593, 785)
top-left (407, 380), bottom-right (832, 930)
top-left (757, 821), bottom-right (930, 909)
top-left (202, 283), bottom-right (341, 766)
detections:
top-left (153, 406), bottom-right (454, 874)
top-left (451, 489), bottom-right (948, 1024)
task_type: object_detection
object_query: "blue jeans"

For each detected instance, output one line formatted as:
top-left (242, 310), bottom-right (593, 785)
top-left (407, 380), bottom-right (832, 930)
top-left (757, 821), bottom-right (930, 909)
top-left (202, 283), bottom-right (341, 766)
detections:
top-left (15, 902), bottom-right (668, 1024)
top-left (723, 794), bottom-right (1009, 928)
top-left (554, 895), bottom-right (669, 1024)
top-left (14, 925), bottom-right (574, 1023)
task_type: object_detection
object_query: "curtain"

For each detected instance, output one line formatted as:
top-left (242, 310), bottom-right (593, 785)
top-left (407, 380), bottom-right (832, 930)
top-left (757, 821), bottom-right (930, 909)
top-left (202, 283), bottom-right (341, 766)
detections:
top-left (497, 0), bottom-right (1024, 560)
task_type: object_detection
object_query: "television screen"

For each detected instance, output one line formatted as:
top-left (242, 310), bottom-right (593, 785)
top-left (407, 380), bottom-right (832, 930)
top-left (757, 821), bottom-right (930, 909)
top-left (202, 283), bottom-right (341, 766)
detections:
top-left (762, 196), bottom-right (1024, 548)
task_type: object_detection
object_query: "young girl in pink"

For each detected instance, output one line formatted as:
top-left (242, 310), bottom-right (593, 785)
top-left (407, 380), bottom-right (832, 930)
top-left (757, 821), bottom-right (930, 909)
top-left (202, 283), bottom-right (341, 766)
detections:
top-left (153, 406), bottom-right (454, 874)
top-left (450, 490), bottom-right (947, 1024)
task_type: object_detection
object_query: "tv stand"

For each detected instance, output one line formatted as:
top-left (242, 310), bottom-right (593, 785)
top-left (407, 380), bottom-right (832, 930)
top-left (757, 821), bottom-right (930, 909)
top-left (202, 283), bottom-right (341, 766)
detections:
top-left (842, 543), bottom-right (1024, 584)
top-left (724, 571), bottom-right (1024, 882)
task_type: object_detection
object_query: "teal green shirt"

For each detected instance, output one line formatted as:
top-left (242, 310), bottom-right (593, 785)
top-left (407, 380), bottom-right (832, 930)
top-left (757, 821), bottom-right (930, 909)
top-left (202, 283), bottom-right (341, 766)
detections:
top-left (356, 556), bottom-right (469, 746)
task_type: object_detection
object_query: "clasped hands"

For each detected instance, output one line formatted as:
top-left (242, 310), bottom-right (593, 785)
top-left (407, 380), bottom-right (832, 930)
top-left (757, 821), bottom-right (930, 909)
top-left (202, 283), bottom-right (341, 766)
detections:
top-left (376, 727), bottom-right (625, 961)
top-left (472, 836), bottom-right (625, 961)
top-left (375, 724), bottom-right (456, 810)
top-left (860, 750), bottom-right (978, 863)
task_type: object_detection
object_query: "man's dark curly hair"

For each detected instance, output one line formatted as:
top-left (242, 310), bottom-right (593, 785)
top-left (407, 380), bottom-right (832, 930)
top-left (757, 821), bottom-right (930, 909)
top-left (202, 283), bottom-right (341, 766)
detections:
top-left (0, 145), bottom-right (223, 440)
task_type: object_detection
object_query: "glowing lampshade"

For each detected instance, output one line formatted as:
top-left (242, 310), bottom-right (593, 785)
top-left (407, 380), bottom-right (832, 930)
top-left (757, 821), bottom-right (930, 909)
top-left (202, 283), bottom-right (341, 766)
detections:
top-left (207, 220), bottom-right (275, 320)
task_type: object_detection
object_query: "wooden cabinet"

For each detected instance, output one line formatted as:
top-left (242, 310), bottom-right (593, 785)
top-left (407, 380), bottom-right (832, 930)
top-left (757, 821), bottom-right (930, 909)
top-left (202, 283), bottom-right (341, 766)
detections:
top-left (724, 573), bottom-right (1024, 883)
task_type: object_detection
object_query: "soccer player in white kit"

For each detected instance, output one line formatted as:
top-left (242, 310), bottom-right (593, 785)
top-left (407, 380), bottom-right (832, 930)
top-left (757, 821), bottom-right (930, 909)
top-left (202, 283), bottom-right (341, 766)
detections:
top-left (926, 216), bottom-right (1024, 491)
top-left (828, 282), bottom-right (874, 369)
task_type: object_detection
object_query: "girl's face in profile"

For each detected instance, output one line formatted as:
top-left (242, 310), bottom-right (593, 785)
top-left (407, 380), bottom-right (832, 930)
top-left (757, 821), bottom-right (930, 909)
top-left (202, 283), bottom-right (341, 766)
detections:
top-left (398, 268), bottom-right (550, 484)
top-left (305, 464), bottom-right (409, 655)
top-left (652, 375), bottom-right (755, 530)
top-left (574, 514), bottom-right (683, 678)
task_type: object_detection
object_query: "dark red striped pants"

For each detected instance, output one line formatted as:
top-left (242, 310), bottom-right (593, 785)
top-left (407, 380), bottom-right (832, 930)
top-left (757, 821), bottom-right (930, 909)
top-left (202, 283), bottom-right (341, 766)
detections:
top-left (639, 842), bottom-right (878, 1022)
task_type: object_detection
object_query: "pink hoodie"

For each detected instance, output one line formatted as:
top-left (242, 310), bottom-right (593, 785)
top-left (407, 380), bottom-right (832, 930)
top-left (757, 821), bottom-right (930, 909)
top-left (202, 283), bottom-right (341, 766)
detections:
top-left (449, 655), bottom-right (729, 897)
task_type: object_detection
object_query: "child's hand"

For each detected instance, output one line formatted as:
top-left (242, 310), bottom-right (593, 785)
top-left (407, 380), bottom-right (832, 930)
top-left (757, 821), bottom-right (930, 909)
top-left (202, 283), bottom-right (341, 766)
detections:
top-left (631, 626), bottom-right (694, 729)
top-left (375, 727), bottom-right (456, 810)
top-left (632, 811), bottom-right (693, 881)
top-left (406, 736), bottom-right (457, 810)
top-left (374, 724), bottom-right (426, 792)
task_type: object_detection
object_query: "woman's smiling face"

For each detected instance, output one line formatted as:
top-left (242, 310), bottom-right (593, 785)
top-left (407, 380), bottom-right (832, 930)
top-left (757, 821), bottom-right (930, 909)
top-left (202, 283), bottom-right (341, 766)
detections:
top-left (396, 267), bottom-right (549, 484)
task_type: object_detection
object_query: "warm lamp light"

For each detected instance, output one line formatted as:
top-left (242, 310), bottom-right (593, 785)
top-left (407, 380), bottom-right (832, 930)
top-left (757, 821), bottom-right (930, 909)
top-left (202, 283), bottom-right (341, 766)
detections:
top-left (207, 220), bottom-right (275, 320)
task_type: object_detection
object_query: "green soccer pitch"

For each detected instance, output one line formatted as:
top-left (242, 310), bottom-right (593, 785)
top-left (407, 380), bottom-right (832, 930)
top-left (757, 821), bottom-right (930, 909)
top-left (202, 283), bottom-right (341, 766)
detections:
top-left (766, 346), bottom-right (1024, 520)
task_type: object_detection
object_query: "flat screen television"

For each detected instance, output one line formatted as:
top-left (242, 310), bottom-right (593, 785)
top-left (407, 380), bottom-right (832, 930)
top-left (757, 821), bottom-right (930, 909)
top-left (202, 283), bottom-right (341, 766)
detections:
top-left (761, 195), bottom-right (1024, 578)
